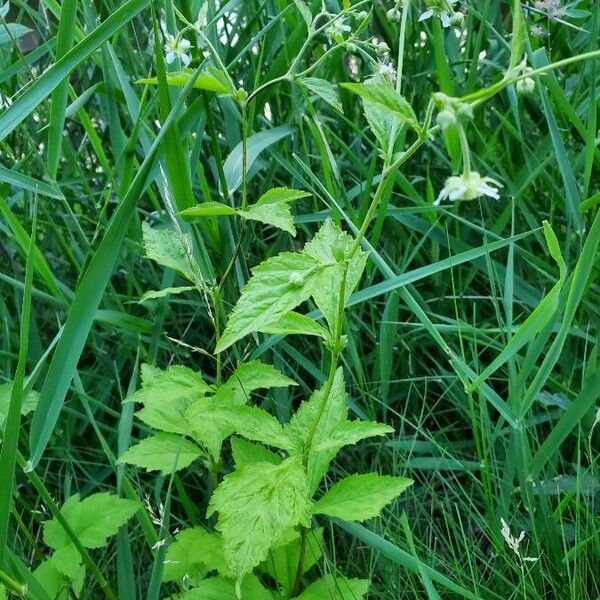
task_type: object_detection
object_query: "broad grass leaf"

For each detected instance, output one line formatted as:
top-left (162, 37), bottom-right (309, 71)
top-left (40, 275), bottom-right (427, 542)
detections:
top-left (43, 493), bottom-right (140, 550)
top-left (163, 528), bottom-right (225, 584)
top-left (179, 575), bottom-right (275, 600)
top-left (313, 474), bottom-right (413, 521)
top-left (264, 528), bottom-right (323, 593)
top-left (207, 457), bottom-right (310, 577)
top-left (216, 252), bottom-right (325, 352)
top-left (342, 82), bottom-right (419, 131)
top-left (223, 125), bottom-right (295, 195)
top-left (118, 432), bottom-right (202, 474)
top-left (286, 368), bottom-right (347, 493)
top-left (314, 420), bottom-right (394, 452)
top-left (142, 222), bottom-right (194, 280)
top-left (295, 575), bottom-right (369, 600)
top-left (304, 219), bottom-right (368, 329)
top-left (300, 77), bottom-right (342, 112)
top-left (258, 311), bottom-right (330, 340)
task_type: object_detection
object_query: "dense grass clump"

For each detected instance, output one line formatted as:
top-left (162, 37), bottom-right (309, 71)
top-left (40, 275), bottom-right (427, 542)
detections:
top-left (1, 0), bottom-right (599, 598)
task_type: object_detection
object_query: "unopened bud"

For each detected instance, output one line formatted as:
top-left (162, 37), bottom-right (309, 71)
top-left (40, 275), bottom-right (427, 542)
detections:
top-left (386, 8), bottom-right (401, 22)
top-left (516, 77), bottom-right (535, 95)
top-left (450, 11), bottom-right (464, 27)
top-left (288, 272), bottom-right (304, 287)
top-left (436, 108), bottom-right (457, 131)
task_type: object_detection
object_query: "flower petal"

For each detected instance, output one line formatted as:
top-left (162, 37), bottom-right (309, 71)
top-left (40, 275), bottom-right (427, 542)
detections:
top-left (419, 10), bottom-right (434, 21)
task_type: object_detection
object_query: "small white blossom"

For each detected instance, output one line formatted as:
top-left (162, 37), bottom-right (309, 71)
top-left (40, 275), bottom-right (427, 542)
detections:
top-left (377, 61), bottom-right (397, 82)
top-left (435, 171), bottom-right (502, 205)
top-left (534, 0), bottom-right (566, 18)
top-left (164, 33), bottom-right (192, 66)
top-left (530, 24), bottom-right (546, 36)
top-left (386, 8), bottom-right (402, 22)
top-left (419, 0), bottom-right (459, 28)
top-left (151, 538), bottom-right (167, 551)
top-left (325, 17), bottom-right (351, 41)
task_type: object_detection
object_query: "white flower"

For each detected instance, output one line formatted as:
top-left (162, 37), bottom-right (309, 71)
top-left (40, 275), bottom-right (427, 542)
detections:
top-left (530, 24), bottom-right (546, 36)
top-left (435, 171), bottom-right (502, 205)
top-left (325, 17), bottom-right (351, 41)
top-left (164, 33), bottom-right (192, 66)
top-left (377, 61), bottom-right (396, 82)
top-left (419, 0), bottom-right (459, 28)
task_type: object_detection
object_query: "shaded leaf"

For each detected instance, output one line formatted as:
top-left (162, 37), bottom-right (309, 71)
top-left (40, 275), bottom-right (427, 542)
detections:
top-left (142, 222), bottom-right (194, 279)
top-left (295, 575), bottom-right (369, 600)
top-left (300, 77), bottom-right (342, 112)
top-left (314, 420), bottom-right (394, 452)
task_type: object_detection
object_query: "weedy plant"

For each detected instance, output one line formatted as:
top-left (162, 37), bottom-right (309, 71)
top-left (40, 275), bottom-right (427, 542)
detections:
top-left (1, 0), bottom-right (599, 599)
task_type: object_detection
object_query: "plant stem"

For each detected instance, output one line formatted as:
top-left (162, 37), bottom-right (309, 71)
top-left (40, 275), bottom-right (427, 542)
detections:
top-left (0, 568), bottom-right (27, 597)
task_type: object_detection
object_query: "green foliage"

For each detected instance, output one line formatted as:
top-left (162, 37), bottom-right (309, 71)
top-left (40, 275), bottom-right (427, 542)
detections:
top-left (0, 383), bottom-right (38, 427)
top-left (313, 474), bottom-right (413, 521)
top-left (295, 575), bottom-right (369, 600)
top-left (207, 457), bottom-right (311, 578)
top-left (142, 222), bottom-right (194, 280)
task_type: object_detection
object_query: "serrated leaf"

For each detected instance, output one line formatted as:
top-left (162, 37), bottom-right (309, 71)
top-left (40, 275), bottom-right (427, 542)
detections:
top-left (342, 82), bottom-right (419, 131)
top-left (139, 286), bottom-right (195, 303)
top-left (163, 527), bottom-right (225, 584)
top-left (286, 369), bottom-right (347, 493)
top-left (292, 0), bottom-right (312, 28)
top-left (295, 575), bottom-right (369, 600)
top-left (118, 432), bottom-right (202, 474)
top-left (314, 420), bottom-right (394, 451)
top-left (300, 77), bottom-right (343, 112)
top-left (193, 405), bottom-right (293, 451)
top-left (0, 382), bottom-right (38, 427)
top-left (136, 68), bottom-right (232, 94)
top-left (258, 311), bottom-right (330, 340)
top-left (304, 219), bottom-right (368, 329)
top-left (214, 360), bottom-right (297, 405)
top-left (239, 203), bottom-right (296, 235)
top-left (44, 493), bottom-right (140, 551)
top-left (179, 575), bottom-right (275, 600)
top-left (313, 474), bottom-right (412, 521)
top-left (179, 202), bottom-right (238, 218)
top-left (130, 364), bottom-right (210, 434)
top-left (207, 457), bottom-right (311, 577)
top-left (216, 252), bottom-right (326, 352)
top-left (34, 554), bottom-right (85, 600)
top-left (231, 437), bottom-right (282, 468)
top-left (142, 222), bottom-right (194, 280)
top-left (186, 397), bottom-right (235, 460)
top-left (264, 528), bottom-right (323, 593)
top-left (256, 187), bottom-right (312, 206)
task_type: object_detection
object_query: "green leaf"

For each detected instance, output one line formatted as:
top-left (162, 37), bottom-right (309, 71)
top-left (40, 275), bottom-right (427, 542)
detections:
top-left (193, 405), bottom-right (293, 451)
top-left (295, 575), bottom-right (369, 600)
top-left (286, 369), bottom-right (347, 493)
top-left (118, 432), bottom-right (202, 474)
top-left (304, 219), bottom-right (368, 329)
top-left (264, 528), bottom-right (323, 593)
top-left (163, 528), bottom-right (225, 584)
top-left (258, 311), bottom-right (330, 340)
top-left (0, 23), bottom-right (31, 45)
top-left (44, 493), bottom-right (140, 551)
top-left (179, 202), bottom-right (238, 218)
top-left (292, 0), bottom-right (312, 28)
top-left (300, 77), bottom-right (342, 112)
top-left (342, 82), bottom-right (419, 131)
top-left (314, 420), bottom-right (394, 451)
top-left (142, 222), bottom-right (194, 280)
top-left (136, 68), bottom-right (232, 94)
top-left (139, 286), bottom-right (195, 303)
top-left (223, 125), bottom-right (295, 195)
top-left (179, 575), bottom-right (275, 600)
top-left (216, 252), bottom-right (325, 352)
top-left (213, 360), bottom-right (297, 405)
top-left (130, 364), bottom-right (211, 434)
top-left (207, 457), bottom-right (311, 577)
top-left (231, 437), bottom-right (282, 468)
top-left (0, 383), bottom-right (38, 428)
top-left (34, 555), bottom-right (85, 600)
top-left (238, 187), bottom-right (311, 236)
top-left (313, 474), bottom-right (413, 521)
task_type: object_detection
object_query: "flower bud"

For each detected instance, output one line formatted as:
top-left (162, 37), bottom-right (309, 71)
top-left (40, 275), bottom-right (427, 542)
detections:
top-left (386, 8), bottom-right (401, 22)
top-left (450, 11), bottom-right (464, 27)
top-left (436, 108), bottom-right (457, 131)
top-left (516, 77), bottom-right (535, 95)
top-left (376, 41), bottom-right (390, 55)
top-left (357, 10), bottom-right (368, 20)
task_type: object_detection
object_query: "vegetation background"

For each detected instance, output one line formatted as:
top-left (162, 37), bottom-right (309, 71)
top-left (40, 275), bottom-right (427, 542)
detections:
top-left (0, 0), bottom-right (599, 598)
